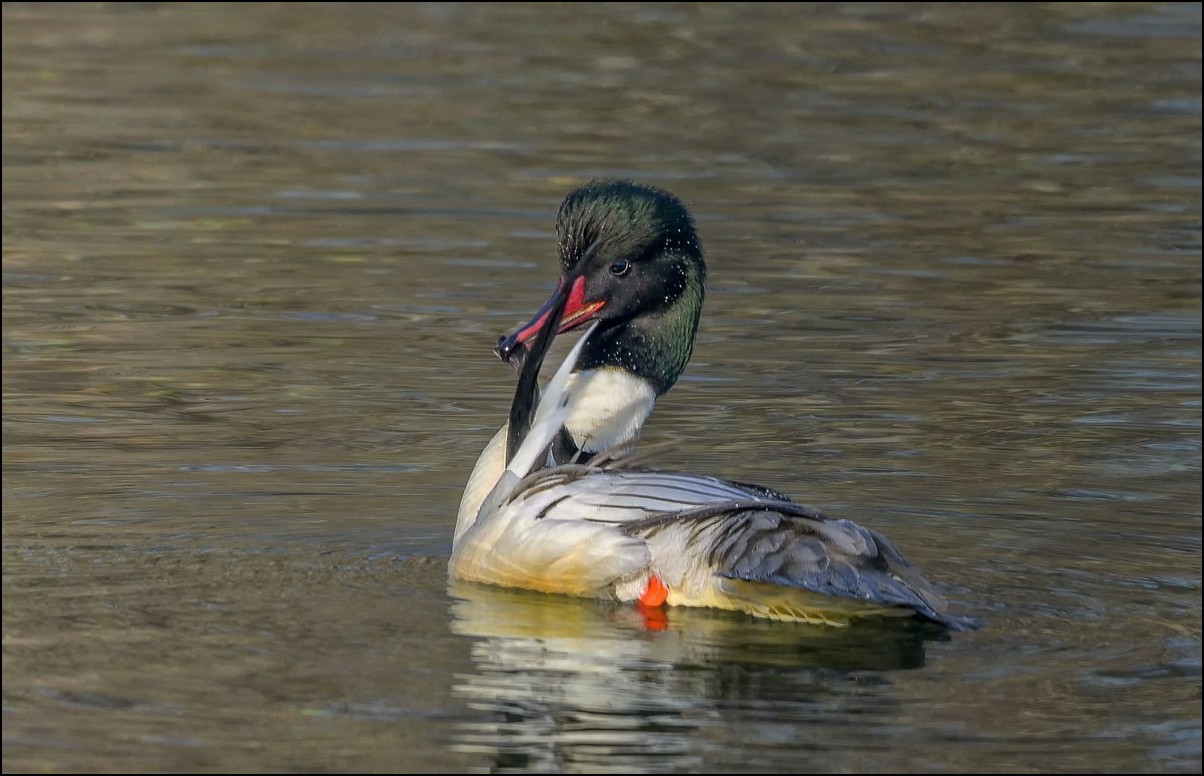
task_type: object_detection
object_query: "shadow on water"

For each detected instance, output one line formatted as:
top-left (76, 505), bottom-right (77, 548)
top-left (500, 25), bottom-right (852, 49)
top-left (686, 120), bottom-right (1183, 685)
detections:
top-left (447, 581), bottom-right (939, 772)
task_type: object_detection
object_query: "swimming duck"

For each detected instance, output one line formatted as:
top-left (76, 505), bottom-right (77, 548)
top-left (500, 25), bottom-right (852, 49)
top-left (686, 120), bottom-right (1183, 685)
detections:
top-left (451, 180), bottom-right (973, 630)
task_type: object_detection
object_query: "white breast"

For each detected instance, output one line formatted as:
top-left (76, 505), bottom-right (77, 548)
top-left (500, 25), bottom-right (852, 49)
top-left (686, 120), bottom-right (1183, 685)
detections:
top-left (563, 368), bottom-right (656, 453)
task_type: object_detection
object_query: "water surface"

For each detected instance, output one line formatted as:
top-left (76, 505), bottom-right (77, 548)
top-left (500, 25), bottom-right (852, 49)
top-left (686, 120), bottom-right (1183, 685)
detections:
top-left (3, 3), bottom-right (1200, 773)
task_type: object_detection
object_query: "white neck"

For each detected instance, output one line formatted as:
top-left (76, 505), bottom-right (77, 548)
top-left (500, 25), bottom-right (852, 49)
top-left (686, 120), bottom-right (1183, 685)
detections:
top-left (562, 367), bottom-right (657, 454)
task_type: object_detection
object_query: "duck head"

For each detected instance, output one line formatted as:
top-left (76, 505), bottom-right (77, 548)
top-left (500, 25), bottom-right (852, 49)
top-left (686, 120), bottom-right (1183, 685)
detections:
top-left (497, 179), bottom-right (707, 397)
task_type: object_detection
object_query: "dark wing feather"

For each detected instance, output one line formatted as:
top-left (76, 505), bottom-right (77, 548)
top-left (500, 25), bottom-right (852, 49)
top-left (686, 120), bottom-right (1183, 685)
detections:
top-left (625, 499), bottom-right (977, 631)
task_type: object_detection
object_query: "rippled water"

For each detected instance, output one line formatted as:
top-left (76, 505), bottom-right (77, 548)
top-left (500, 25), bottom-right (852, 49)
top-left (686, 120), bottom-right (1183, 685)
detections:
top-left (3, 3), bottom-right (1200, 773)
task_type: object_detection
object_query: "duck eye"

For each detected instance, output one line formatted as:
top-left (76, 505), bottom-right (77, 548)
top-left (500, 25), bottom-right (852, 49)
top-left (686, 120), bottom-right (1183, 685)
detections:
top-left (610, 259), bottom-right (632, 277)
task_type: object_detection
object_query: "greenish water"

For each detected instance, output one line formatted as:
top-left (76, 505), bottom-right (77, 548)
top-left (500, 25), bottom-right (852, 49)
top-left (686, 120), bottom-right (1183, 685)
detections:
top-left (3, 3), bottom-right (1200, 772)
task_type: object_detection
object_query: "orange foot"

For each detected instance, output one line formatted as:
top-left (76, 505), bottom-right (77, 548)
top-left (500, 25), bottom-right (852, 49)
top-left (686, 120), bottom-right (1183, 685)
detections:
top-left (639, 574), bottom-right (668, 607)
top-left (636, 574), bottom-right (669, 631)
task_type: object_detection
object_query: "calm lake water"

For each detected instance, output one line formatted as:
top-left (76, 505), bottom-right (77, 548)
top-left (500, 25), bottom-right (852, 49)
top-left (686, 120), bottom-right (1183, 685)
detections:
top-left (3, 3), bottom-right (1200, 773)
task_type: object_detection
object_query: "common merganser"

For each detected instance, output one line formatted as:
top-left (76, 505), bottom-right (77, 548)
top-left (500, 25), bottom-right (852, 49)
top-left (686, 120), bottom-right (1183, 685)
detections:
top-left (451, 180), bottom-right (974, 630)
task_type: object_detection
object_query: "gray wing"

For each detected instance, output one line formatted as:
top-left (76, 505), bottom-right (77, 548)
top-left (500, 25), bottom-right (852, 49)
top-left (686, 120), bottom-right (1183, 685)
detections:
top-left (506, 466), bottom-right (776, 524)
top-left (624, 499), bottom-right (978, 631)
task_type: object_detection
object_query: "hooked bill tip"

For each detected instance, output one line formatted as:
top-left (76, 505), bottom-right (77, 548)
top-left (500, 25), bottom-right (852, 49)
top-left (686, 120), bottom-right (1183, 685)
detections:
top-left (495, 334), bottom-right (528, 371)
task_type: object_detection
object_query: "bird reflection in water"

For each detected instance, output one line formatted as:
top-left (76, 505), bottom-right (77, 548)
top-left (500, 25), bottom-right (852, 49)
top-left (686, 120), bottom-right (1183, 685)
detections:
top-left (447, 581), bottom-right (944, 772)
